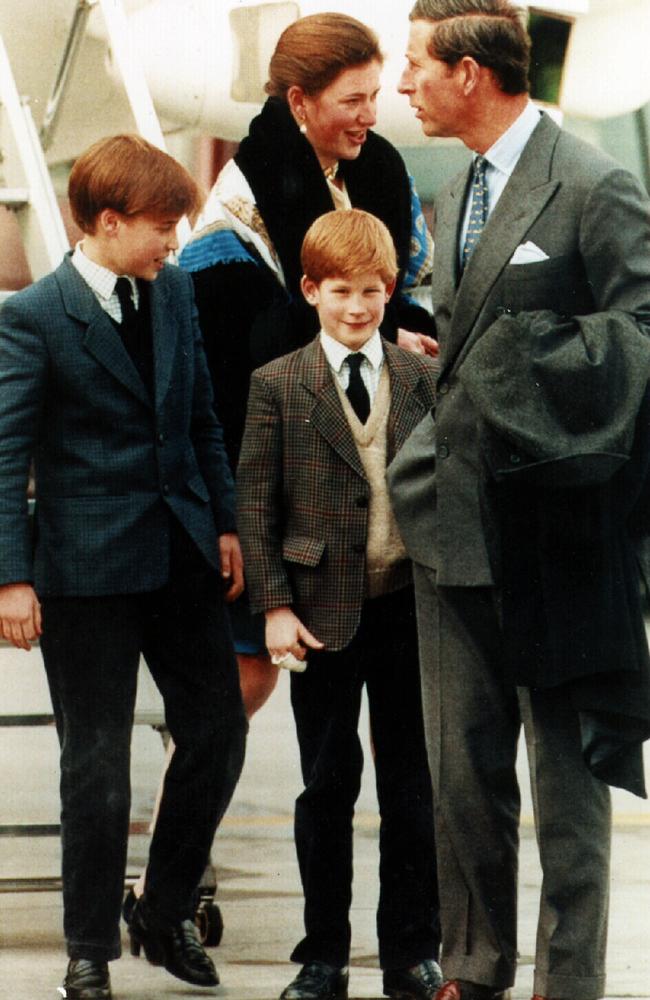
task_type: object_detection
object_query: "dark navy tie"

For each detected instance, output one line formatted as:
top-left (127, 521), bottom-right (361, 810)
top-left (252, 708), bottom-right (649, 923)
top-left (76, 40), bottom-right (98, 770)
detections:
top-left (462, 156), bottom-right (489, 268)
top-left (115, 276), bottom-right (137, 329)
top-left (345, 353), bottom-right (370, 424)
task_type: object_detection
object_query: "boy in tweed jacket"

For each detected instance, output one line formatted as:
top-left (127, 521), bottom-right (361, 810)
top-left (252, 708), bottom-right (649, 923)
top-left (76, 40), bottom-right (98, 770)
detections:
top-left (237, 210), bottom-right (441, 1000)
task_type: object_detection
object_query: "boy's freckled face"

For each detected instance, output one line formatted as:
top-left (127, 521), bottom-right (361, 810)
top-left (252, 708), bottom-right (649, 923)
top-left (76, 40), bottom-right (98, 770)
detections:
top-left (110, 213), bottom-right (181, 280)
top-left (301, 271), bottom-right (395, 352)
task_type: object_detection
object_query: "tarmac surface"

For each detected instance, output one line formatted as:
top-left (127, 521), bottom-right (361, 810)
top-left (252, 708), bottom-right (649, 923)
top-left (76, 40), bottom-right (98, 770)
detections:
top-left (1, 643), bottom-right (649, 1000)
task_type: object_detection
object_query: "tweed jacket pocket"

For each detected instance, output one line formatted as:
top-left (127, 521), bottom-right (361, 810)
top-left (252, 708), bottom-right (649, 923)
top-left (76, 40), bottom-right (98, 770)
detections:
top-left (282, 536), bottom-right (327, 567)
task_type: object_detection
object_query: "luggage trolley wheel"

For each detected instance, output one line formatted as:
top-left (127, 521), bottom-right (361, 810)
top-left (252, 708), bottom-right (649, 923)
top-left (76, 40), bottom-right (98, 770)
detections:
top-left (194, 894), bottom-right (224, 947)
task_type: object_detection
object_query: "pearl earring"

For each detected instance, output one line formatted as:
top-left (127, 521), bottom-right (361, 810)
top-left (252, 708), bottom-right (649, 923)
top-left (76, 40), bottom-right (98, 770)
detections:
top-left (299, 121), bottom-right (307, 135)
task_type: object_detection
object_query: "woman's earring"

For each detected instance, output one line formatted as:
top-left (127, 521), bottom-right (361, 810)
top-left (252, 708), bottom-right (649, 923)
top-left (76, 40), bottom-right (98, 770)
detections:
top-left (299, 119), bottom-right (307, 135)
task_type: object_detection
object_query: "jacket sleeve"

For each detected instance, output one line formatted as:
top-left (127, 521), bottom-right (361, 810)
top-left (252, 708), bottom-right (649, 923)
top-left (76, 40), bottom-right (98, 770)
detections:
top-left (236, 370), bottom-right (294, 613)
top-left (580, 167), bottom-right (650, 328)
top-left (0, 297), bottom-right (47, 583)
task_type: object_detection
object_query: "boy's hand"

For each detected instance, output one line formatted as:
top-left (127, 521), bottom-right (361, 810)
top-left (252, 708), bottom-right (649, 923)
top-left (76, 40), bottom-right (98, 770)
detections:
top-left (218, 532), bottom-right (245, 602)
top-left (0, 583), bottom-right (42, 650)
top-left (265, 606), bottom-right (324, 666)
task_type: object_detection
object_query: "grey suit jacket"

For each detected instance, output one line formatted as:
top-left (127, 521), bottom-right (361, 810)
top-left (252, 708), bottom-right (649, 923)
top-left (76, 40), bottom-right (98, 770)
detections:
top-left (389, 113), bottom-right (650, 586)
top-left (237, 338), bottom-right (438, 650)
top-left (0, 255), bottom-right (236, 596)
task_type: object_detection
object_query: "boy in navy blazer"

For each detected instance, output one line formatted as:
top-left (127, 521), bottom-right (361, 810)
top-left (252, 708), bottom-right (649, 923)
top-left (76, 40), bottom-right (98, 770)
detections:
top-left (0, 135), bottom-right (247, 999)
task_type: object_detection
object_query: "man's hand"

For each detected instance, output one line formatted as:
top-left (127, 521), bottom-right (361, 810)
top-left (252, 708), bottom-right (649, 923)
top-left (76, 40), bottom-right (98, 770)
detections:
top-left (0, 583), bottom-right (42, 651)
top-left (265, 606), bottom-right (324, 665)
top-left (218, 532), bottom-right (245, 601)
top-left (397, 328), bottom-right (439, 357)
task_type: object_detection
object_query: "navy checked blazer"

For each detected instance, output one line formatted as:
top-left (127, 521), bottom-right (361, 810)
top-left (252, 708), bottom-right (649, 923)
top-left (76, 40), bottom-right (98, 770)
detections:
top-left (236, 337), bottom-right (438, 651)
top-left (0, 255), bottom-right (236, 596)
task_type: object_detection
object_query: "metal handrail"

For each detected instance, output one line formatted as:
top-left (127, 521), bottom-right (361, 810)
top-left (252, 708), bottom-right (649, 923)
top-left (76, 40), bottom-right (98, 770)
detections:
top-left (39, 0), bottom-right (99, 151)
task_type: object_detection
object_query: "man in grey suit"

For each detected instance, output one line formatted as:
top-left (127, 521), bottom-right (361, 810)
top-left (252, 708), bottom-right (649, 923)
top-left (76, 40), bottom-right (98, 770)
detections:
top-left (391, 3), bottom-right (650, 1000)
top-left (0, 135), bottom-right (247, 1000)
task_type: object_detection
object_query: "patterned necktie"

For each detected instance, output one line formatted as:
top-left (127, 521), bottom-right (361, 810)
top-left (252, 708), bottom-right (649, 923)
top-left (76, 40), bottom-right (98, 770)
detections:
top-left (345, 353), bottom-right (370, 424)
top-left (462, 156), bottom-right (489, 268)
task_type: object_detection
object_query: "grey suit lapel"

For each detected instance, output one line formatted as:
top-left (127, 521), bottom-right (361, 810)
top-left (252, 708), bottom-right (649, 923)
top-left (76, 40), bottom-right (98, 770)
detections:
top-left (57, 258), bottom-right (150, 408)
top-left (434, 167), bottom-right (469, 305)
top-left (445, 114), bottom-right (561, 370)
top-left (302, 341), bottom-right (366, 479)
top-left (383, 343), bottom-right (432, 455)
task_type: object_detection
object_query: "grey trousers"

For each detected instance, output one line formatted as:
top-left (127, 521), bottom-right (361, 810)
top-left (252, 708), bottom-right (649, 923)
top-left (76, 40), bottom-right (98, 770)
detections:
top-left (413, 565), bottom-right (611, 1000)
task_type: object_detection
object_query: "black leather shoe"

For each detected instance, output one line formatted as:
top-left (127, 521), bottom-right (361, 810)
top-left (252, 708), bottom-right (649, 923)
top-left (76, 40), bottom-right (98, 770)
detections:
top-left (280, 961), bottom-right (349, 1000)
top-left (128, 898), bottom-right (219, 987)
top-left (61, 959), bottom-right (111, 999)
top-left (384, 959), bottom-right (444, 999)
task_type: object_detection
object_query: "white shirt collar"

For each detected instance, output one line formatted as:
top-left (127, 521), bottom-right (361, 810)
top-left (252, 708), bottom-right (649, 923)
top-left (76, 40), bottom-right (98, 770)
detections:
top-left (482, 100), bottom-right (542, 179)
top-left (72, 242), bottom-right (138, 302)
top-left (319, 328), bottom-right (384, 372)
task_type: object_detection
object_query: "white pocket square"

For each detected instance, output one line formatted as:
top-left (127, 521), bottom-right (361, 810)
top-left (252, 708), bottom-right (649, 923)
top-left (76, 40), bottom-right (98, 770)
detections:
top-left (509, 241), bottom-right (550, 265)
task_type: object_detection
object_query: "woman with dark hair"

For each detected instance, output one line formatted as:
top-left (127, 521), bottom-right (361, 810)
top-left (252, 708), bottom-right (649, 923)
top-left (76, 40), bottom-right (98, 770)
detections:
top-left (178, 13), bottom-right (437, 715)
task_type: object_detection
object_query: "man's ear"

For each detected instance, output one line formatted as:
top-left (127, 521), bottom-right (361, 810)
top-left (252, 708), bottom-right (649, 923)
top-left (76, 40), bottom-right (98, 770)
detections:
top-left (96, 207), bottom-right (121, 237)
top-left (301, 275), bottom-right (320, 305)
top-left (457, 55), bottom-right (481, 95)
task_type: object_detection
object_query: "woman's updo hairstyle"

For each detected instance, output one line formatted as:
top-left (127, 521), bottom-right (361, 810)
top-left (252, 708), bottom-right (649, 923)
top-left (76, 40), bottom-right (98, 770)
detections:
top-left (266, 13), bottom-right (383, 100)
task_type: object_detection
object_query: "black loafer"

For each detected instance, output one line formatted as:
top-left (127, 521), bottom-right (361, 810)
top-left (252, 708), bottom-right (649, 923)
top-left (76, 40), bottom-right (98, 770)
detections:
top-left (280, 961), bottom-right (349, 1000)
top-left (384, 959), bottom-right (444, 999)
top-left (128, 897), bottom-right (219, 987)
top-left (61, 959), bottom-right (111, 999)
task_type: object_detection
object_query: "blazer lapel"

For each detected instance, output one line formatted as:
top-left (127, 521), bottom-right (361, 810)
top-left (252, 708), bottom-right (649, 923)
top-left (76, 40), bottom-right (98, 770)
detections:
top-left (445, 114), bottom-right (561, 370)
top-left (149, 275), bottom-right (177, 412)
top-left (302, 341), bottom-right (367, 479)
top-left (56, 257), bottom-right (151, 408)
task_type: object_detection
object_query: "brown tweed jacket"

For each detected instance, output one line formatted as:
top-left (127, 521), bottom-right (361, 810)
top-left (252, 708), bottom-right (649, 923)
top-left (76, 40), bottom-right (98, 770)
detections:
top-left (236, 337), bottom-right (438, 650)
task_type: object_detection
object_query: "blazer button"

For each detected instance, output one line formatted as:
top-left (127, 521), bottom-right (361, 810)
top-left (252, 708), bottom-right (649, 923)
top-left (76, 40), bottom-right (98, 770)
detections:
top-left (355, 496), bottom-right (369, 508)
top-left (437, 382), bottom-right (449, 395)
top-left (157, 432), bottom-right (165, 445)
top-left (162, 483), bottom-right (170, 495)
top-left (509, 454), bottom-right (521, 465)
top-left (438, 444), bottom-right (450, 459)
top-left (352, 542), bottom-right (365, 554)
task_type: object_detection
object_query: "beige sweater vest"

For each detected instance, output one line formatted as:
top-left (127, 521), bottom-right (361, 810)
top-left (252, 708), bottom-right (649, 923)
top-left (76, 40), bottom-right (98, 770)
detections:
top-left (335, 367), bottom-right (410, 599)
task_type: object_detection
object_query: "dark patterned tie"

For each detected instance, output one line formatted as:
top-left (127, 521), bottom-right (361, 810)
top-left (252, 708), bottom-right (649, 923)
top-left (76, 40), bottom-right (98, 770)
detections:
top-left (462, 156), bottom-right (489, 268)
top-left (345, 353), bottom-right (370, 424)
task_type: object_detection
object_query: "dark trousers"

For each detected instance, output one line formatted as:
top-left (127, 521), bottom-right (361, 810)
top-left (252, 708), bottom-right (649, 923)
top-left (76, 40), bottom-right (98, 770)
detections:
top-left (40, 525), bottom-right (247, 962)
top-left (413, 567), bottom-right (610, 999)
top-left (289, 586), bottom-right (440, 971)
